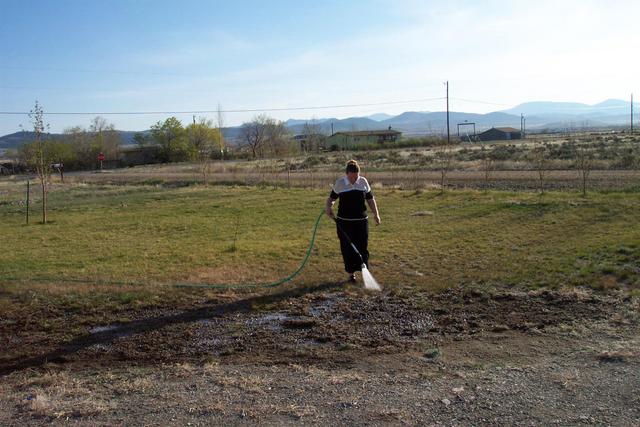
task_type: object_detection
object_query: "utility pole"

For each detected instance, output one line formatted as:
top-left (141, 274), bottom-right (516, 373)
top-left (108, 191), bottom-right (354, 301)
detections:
top-left (632, 93), bottom-right (634, 134)
top-left (445, 81), bottom-right (450, 144)
top-left (217, 102), bottom-right (225, 160)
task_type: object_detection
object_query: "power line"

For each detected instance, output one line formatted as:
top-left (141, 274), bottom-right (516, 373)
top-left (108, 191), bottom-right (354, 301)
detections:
top-left (445, 81), bottom-right (450, 144)
top-left (0, 97), bottom-right (446, 116)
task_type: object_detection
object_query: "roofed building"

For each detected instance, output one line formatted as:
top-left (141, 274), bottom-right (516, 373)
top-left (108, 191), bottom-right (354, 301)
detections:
top-left (477, 127), bottom-right (522, 141)
top-left (326, 128), bottom-right (402, 149)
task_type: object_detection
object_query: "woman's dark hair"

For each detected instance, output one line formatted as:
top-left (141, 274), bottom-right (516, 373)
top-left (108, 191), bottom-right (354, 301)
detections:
top-left (345, 159), bottom-right (360, 174)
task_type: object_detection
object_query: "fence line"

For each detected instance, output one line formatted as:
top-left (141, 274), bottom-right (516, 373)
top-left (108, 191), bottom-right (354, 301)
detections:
top-left (57, 169), bottom-right (640, 191)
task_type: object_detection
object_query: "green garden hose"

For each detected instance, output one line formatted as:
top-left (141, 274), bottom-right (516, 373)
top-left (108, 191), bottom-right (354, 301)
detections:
top-left (174, 209), bottom-right (325, 290)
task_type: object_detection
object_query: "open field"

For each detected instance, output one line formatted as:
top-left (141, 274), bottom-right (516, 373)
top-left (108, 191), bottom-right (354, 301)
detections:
top-left (2, 181), bottom-right (639, 290)
top-left (14, 132), bottom-right (633, 191)
top-left (1, 174), bottom-right (639, 424)
top-left (56, 167), bottom-right (640, 191)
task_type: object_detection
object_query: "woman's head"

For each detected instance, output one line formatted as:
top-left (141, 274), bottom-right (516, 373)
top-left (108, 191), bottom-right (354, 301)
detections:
top-left (345, 159), bottom-right (360, 183)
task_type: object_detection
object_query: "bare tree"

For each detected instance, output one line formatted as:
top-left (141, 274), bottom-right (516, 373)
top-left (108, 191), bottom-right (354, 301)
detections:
top-left (529, 144), bottom-right (548, 194)
top-left (241, 114), bottom-right (269, 159)
top-left (575, 143), bottom-right (594, 197)
top-left (480, 146), bottom-right (494, 187)
top-left (302, 120), bottom-right (324, 152)
top-left (22, 101), bottom-right (52, 223)
top-left (435, 142), bottom-right (454, 193)
top-left (240, 114), bottom-right (293, 159)
top-left (265, 120), bottom-right (293, 157)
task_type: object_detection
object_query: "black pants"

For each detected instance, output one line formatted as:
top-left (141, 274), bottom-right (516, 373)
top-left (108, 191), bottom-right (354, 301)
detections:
top-left (336, 218), bottom-right (369, 273)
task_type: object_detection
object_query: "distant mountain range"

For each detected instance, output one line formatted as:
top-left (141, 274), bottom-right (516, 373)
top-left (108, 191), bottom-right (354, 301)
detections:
top-left (366, 113), bottom-right (396, 121)
top-left (282, 98), bottom-right (636, 135)
top-left (1, 99), bottom-right (636, 153)
top-left (502, 99), bottom-right (632, 116)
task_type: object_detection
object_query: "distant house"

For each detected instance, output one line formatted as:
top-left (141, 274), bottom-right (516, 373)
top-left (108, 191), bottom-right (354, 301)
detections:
top-left (477, 127), bottom-right (522, 141)
top-left (326, 128), bottom-right (402, 149)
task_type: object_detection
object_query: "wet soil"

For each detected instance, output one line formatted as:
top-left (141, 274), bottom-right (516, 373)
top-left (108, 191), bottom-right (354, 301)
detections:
top-left (1, 284), bottom-right (638, 425)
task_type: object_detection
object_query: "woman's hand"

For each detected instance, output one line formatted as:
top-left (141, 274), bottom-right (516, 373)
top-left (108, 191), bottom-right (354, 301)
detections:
top-left (366, 197), bottom-right (380, 225)
top-left (325, 197), bottom-right (336, 220)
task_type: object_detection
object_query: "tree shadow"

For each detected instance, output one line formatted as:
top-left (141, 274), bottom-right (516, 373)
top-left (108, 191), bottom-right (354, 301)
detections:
top-left (0, 281), bottom-right (343, 376)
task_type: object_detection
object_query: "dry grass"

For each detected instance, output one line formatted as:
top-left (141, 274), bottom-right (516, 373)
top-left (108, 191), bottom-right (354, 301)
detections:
top-left (64, 168), bottom-right (640, 191)
top-left (8, 370), bottom-right (113, 419)
top-left (212, 373), bottom-right (273, 394)
top-left (18, 392), bottom-right (111, 419)
top-left (111, 376), bottom-right (155, 395)
top-left (550, 369), bottom-right (581, 390)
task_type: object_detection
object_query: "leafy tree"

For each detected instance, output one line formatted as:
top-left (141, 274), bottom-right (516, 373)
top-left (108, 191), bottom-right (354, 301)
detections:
top-left (89, 116), bottom-right (121, 166)
top-left (150, 117), bottom-right (193, 162)
top-left (63, 126), bottom-right (91, 169)
top-left (59, 118), bottom-right (121, 170)
top-left (48, 141), bottom-right (76, 166)
top-left (133, 132), bottom-right (151, 148)
top-left (186, 118), bottom-right (219, 183)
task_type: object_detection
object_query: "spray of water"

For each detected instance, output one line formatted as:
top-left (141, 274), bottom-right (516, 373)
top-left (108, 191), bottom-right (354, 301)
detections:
top-left (361, 264), bottom-right (381, 291)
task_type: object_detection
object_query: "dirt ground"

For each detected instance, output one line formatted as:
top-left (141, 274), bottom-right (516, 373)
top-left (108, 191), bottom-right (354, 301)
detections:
top-left (1, 283), bottom-right (639, 426)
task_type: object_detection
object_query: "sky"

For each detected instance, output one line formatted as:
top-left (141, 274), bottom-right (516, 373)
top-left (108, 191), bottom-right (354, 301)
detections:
top-left (1, 0), bottom-right (639, 135)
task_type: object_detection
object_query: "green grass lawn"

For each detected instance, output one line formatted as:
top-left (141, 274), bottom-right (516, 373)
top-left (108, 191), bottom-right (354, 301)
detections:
top-left (1, 182), bottom-right (639, 298)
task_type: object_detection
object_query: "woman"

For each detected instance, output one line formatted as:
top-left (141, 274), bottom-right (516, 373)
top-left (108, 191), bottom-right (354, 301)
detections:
top-left (325, 160), bottom-right (381, 283)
